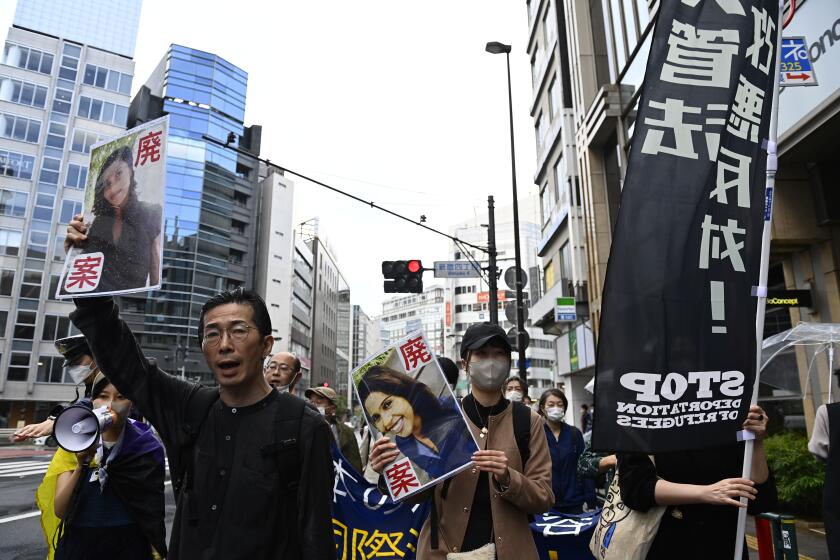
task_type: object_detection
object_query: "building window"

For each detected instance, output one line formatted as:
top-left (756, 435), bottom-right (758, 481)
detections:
top-left (42, 314), bottom-right (73, 341)
top-left (7, 352), bottom-right (30, 381)
top-left (0, 188), bottom-right (27, 217)
top-left (65, 163), bottom-right (87, 189)
top-left (71, 129), bottom-right (100, 154)
top-left (0, 76), bottom-right (48, 108)
top-left (77, 95), bottom-right (128, 126)
top-left (48, 274), bottom-right (60, 300)
top-left (39, 156), bottom-right (61, 184)
top-left (19, 269), bottom-right (42, 299)
top-left (0, 149), bottom-right (35, 179)
top-left (52, 87), bottom-right (73, 114)
top-left (544, 258), bottom-right (556, 290)
top-left (0, 228), bottom-right (21, 256)
top-left (0, 112), bottom-right (41, 143)
top-left (558, 241), bottom-right (571, 281)
top-left (83, 64), bottom-right (132, 95)
top-left (540, 182), bottom-right (553, 226)
top-left (548, 76), bottom-right (560, 118)
top-left (0, 269), bottom-right (14, 295)
top-left (37, 356), bottom-right (65, 383)
top-left (13, 309), bottom-right (37, 339)
top-left (60, 200), bottom-right (83, 224)
top-left (0, 310), bottom-right (6, 337)
top-left (58, 43), bottom-right (80, 82)
top-left (2, 42), bottom-right (54, 74)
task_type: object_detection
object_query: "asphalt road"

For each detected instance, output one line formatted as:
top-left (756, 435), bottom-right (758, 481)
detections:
top-left (0, 447), bottom-right (830, 559)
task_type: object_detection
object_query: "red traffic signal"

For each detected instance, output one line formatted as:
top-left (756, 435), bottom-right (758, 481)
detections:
top-left (382, 260), bottom-right (424, 293)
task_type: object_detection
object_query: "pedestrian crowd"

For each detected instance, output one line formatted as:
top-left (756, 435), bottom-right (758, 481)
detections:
top-left (9, 214), bottom-right (834, 559)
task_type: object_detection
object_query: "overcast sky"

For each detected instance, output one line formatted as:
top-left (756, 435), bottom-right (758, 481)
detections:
top-left (2, 0), bottom-right (540, 314)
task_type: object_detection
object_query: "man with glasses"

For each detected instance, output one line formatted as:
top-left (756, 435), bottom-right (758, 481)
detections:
top-left (65, 212), bottom-right (334, 560)
top-left (264, 351), bottom-right (302, 395)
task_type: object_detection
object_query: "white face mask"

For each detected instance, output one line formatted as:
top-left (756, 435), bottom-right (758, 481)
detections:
top-left (274, 382), bottom-right (291, 394)
top-left (66, 363), bottom-right (94, 385)
top-left (545, 406), bottom-right (565, 422)
top-left (468, 359), bottom-right (510, 391)
top-left (317, 406), bottom-right (327, 416)
top-left (505, 390), bottom-right (523, 402)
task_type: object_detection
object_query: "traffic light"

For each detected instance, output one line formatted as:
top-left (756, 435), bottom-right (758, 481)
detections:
top-left (382, 260), bottom-right (424, 293)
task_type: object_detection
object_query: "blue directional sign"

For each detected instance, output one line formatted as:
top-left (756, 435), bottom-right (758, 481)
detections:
top-left (780, 37), bottom-right (818, 87)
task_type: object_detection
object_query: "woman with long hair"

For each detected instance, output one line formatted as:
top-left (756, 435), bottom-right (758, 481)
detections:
top-left (359, 365), bottom-right (474, 480)
top-left (77, 145), bottom-right (162, 293)
top-left (53, 373), bottom-right (166, 559)
top-left (538, 388), bottom-right (590, 513)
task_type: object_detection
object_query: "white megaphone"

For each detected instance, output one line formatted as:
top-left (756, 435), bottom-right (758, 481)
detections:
top-left (53, 404), bottom-right (117, 453)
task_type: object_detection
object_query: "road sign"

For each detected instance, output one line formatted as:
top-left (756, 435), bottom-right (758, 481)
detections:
top-left (504, 301), bottom-right (528, 323)
top-left (433, 261), bottom-right (481, 278)
top-left (555, 297), bottom-right (577, 322)
top-left (780, 37), bottom-right (818, 87)
top-left (504, 267), bottom-right (528, 290)
top-left (507, 327), bottom-right (530, 351)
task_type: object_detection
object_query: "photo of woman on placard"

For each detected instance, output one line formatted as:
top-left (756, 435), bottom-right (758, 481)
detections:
top-left (63, 145), bottom-right (162, 295)
top-left (359, 365), bottom-right (476, 481)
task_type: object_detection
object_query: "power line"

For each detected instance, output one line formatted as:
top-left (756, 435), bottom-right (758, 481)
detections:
top-left (202, 134), bottom-right (489, 254)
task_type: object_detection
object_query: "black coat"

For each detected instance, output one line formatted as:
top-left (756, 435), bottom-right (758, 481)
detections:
top-left (71, 297), bottom-right (335, 560)
top-left (618, 443), bottom-right (777, 560)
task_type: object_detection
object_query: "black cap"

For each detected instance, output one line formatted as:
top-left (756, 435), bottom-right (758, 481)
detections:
top-left (54, 335), bottom-right (91, 367)
top-left (460, 322), bottom-right (512, 359)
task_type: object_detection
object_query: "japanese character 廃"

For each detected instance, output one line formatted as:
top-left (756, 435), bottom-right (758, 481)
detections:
top-left (661, 21), bottom-right (740, 88)
top-left (681, 0), bottom-right (745, 16)
top-left (641, 99), bottom-right (727, 160)
top-left (746, 6), bottom-right (776, 75)
top-left (398, 336), bottom-right (432, 371)
top-left (135, 130), bottom-right (163, 167)
top-left (727, 74), bottom-right (765, 143)
top-left (699, 215), bottom-right (746, 272)
top-left (710, 146), bottom-right (752, 208)
top-left (385, 459), bottom-right (420, 498)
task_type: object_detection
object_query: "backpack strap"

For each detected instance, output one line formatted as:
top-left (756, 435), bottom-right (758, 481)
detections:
top-left (264, 392), bottom-right (306, 496)
top-left (174, 387), bottom-right (220, 497)
top-left (512, 401), bottom-right (531, 469)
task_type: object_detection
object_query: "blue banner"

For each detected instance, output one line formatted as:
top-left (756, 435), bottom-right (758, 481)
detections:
top-left (331, 447), bottom-right (598, 559)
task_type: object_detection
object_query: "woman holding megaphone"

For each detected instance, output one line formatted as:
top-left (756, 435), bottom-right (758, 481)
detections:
top-left (52, 373), bottom-right (166, 559)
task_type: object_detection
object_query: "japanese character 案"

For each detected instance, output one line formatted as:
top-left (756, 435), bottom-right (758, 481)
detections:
top-left (398, 336), bottom-right (432, 371)
top-left (135, 130), bottom-right (163, 167)
top-left (699, 216), bottom-right (746, 272)
top-left (727, 74), bottom-right (765, 143)
top-left (661, 21), bottom-right (740, 89)
top-left (64, 253), bottom-right (104, 292)
top-left (385, 459), bottom-right (420, 499)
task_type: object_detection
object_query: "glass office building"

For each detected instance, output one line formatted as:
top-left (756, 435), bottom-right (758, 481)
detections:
top-left (124, 44), bottom-right (260, 383)
top-left (0, 0), bottom-right (140, 428)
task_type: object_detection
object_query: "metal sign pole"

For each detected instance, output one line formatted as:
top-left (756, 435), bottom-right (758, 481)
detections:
top-left (733, 1), bottom-right (785, 557)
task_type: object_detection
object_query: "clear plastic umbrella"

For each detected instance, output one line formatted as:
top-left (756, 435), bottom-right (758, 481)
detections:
top-left (761, 322), bottom-right (840, 405)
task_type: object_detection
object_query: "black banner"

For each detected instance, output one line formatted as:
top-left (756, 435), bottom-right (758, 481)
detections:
top-left (593, 0), bottom-right (779, 453)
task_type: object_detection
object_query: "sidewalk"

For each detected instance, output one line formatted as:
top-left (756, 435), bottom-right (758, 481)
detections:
top-left (0, 446), bottom-right (54, 460)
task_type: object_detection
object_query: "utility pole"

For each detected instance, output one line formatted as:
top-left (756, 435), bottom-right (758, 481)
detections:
top-left (487, 196), bottom-right (499, 325)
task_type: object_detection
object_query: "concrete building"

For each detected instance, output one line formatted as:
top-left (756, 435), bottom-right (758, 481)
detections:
top-left (336, 284), bottom-right (351, 393)
top-left (254, 164), bottom-right (295, 354)
top-left (351, 304), bottom-right (380, 370)
top-left (0, 0), bottom-right (141, 428)
top-left (524, 0), bottom-right (598, 424)
top-left (287, 233), bottom-right (314, 388)
top-left (445, 196), bottom-right (557, 397)
top-left (308, 235), bottom-right (348, 391)
top-left (380, 286), bottom-right (446, 357)
top-left (125, 44), bottom-right (261, 384)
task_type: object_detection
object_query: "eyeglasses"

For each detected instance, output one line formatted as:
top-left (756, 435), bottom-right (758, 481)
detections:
top-left (265, 363), bottom-right (293, 372)
top-left (202, 324), bottom-right (257, 347)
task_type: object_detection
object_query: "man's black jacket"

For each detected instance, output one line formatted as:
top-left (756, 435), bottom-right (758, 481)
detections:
top-left (71, 297), bottom-right (335, 560)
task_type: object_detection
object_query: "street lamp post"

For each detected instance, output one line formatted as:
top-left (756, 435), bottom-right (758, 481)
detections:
top-left (486, 41), bottom-right (527, 382)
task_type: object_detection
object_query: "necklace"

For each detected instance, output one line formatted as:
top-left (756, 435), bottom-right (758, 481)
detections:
top-left (470, 395), bottom-right (490, 439)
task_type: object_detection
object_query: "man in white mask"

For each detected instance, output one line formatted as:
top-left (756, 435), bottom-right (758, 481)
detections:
top-left (264, 351), bottom-right (302, 395)
top-left (368, 322), bottom-right (554, 559)
top-left (305, 385), bottom-right (363, 474)
top-left (13, 335), bottom-right (99, 441)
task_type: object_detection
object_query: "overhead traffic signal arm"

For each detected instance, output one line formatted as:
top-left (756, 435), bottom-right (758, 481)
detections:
top-left (382, 260), bottom-right (424, 293)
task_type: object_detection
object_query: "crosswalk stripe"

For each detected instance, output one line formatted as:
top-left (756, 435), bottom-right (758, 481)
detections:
top-left (0, 468), bottom-right (49, 477)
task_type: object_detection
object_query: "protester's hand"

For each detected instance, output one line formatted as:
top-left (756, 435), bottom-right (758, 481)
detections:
top-left (12, 418), bottom-right (55, 442)
top-left (369, 436), bottom-right (399, 473)
top-left (75, 445), bottom-right (97, 467)
top-left (598, 454), bottom-right (617, 472)
top-left (472, 449), bottom-right (510, 487)
top-left (64, 214), bottom-right (88, 253)
top-left (743, 405), bottom-right (768, 441)
top-left (701, 478), bottom-right (757, 507)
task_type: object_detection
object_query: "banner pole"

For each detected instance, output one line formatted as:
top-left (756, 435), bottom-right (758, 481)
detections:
top-left (733, 1), bottom-right (785, 558)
